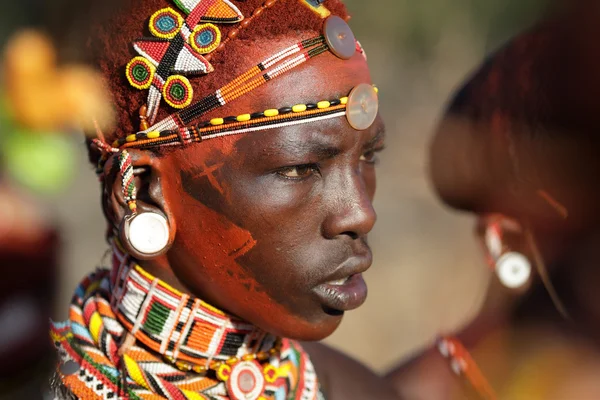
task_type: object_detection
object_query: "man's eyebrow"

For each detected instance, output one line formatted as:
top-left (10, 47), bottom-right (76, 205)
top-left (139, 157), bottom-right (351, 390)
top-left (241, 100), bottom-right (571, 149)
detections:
top-left (363, 125), bottom-right (386, 151)
top-left (266, 138), bottom-right (342, 160)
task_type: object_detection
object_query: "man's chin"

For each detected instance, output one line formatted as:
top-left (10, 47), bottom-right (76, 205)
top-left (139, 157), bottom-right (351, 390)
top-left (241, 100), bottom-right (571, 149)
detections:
top-left (261, 311), bottom-right (344, 341)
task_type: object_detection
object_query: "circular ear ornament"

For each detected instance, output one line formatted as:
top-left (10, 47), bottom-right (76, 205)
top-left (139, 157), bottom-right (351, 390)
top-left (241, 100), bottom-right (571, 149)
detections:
top-left (495, 252), bottom-right (531, 289)
top-left (149, 7), bottom-right (184, 39)
top-left (124, 212), bottom-right (170, 256)
top-left (226, 361), bottom-right (266, 400)
top-left (190, 24), bottom-right (222, 54)
top-left (163, 75), bottom-right (193, 108)
top-left (126, 57), bottom-right (156, 90)
top-left (324, 15), bottom-right (356, 59)
top-left (346, 83), bottom-right (378, 130)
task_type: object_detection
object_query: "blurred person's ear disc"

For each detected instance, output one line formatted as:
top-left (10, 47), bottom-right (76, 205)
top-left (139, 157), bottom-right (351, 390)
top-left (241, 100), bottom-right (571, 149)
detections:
top-left (324, 15), bottom-right (356, 59)
top-left (496, 252), bottom-right (531, 289)
top-left (346, 83), bottom-right (378, 130)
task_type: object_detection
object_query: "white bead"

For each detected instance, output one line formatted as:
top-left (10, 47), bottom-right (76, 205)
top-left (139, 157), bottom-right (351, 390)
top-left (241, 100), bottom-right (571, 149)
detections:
top-left (495, 252), bottom-right (531, 289)
top-left (127, 212), bottom-right (170, 255)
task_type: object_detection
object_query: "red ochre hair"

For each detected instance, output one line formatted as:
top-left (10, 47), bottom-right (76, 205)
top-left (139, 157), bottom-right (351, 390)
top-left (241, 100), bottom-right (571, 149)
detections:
top-left (88, 0), bottom-right (349, 146)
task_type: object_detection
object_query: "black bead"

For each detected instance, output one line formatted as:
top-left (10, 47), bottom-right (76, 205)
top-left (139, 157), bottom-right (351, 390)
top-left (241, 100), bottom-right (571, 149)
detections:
top-left (330, 99), bottom-right (341, 106)
top-left (278, 107), bottom-right (293, 114)
top-left (251, 112), bottom-right (265, 119)
top-left (306, 103), bottom-right (317, 110)
top-left (224, 116), bottom-right (238, 122)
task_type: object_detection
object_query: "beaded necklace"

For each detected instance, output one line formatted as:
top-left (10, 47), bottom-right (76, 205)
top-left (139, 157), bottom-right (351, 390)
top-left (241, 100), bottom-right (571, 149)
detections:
top-left (51, 244), bottom-right (326, 400)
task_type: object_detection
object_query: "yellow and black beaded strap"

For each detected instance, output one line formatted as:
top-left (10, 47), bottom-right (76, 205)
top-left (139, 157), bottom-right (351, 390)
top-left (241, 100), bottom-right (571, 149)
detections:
top-left (117, 85), bottom-right (378, 149)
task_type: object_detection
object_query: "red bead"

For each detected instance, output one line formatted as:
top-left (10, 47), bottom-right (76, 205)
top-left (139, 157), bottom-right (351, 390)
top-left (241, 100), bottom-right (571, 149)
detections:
top-left (216, 43), bottom-right (226, 52)
top-left (241, 19), bottom-right (252, 28)
top-left (264, 0), bottom-right (277, 7)
top-left (228, 29), bottom-right (239, 39)
top-left (252, 7), bottom-right (264, 17)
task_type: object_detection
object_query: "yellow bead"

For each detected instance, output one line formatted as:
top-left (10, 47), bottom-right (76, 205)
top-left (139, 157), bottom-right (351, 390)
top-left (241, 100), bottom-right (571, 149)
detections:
top-left (374, 86), bottom-right (379, 93)
top-left (112, 140), bottom-right (120, 147)
top-left (193, 365), bottom-right (207, 374)
top-left (126, 134), bottom-right (137, 142)
top-left (340, 97), bottom-right (349, 105)
top-left (147, 131), bottom-right (160, 139)
top-left (226, 357), bottom-right (240, 366)
top-left (292, 104), bottom-right (307, 113)
top-left (128, 203), bottom-right (136, 211)
top-left (210, 118), bottom-right (224, 125)
top-left (236, 114), bottom-right (251, 122)
top-left (317, 101), bottom-right (331, 109)
top-left (264, 109), bottom-right (279, 117)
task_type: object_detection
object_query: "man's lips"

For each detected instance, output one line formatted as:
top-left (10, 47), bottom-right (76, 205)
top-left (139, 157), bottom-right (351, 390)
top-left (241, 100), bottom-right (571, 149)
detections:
top-left (312, 252), bottom-right (372, 312)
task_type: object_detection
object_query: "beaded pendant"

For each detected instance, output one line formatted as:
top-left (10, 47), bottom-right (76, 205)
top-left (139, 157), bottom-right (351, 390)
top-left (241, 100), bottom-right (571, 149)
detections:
top-left (190, 23), bottom-right (221, 54)
top-left (125, 0), bottom-right (244, 122)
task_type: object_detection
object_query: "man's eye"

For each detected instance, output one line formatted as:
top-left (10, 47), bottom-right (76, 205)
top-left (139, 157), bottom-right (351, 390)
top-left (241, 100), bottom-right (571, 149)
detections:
top-left (360, 151), bottom-right (378, 164)
top-left (277, 164), bottom-right (318, 179)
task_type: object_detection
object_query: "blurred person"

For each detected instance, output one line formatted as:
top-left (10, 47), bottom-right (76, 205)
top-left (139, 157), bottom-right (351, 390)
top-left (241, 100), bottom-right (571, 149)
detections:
top-left (0, 26), bottom-right (112, 399)
top-left (387, 3), bottom-right (600, 399)
top-left (0, 186), bottom-right (58, 400)
top-left (49, 0), bottom-right (401, 399)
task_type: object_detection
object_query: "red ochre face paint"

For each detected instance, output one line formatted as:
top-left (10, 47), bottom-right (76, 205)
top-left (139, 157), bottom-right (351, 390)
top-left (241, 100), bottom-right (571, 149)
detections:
top-left (151, 45), bottom-right (384, 340)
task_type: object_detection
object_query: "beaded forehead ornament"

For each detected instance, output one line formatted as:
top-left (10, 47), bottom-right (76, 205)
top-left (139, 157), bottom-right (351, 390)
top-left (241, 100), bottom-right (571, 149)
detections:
top-left (119, 0), bottom-right (378, 143)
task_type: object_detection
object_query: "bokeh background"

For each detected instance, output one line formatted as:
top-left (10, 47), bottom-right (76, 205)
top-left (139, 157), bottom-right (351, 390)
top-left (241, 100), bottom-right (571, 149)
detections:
top-left (1, 0), bottom-right (547, 373)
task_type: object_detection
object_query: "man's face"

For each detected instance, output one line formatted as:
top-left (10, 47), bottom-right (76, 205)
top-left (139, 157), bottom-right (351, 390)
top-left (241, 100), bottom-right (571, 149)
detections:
top-left (158, 42), bottom-right (385, 340)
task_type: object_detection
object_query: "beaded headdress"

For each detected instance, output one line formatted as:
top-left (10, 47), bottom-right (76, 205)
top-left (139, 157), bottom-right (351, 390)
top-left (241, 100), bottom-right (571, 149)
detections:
top-left (89, 0), bottom-right (379, 215)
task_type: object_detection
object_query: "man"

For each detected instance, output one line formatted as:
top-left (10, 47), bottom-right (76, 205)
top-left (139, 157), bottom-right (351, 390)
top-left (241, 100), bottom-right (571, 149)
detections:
top-left (51, 0), bottom-right (400, 398)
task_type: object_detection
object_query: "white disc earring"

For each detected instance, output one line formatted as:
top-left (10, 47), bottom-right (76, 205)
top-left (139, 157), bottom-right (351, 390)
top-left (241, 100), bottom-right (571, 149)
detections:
top-left (495, 252), bottom-right (531, 289)
top-left (123, 212), bottom-right (170, 256)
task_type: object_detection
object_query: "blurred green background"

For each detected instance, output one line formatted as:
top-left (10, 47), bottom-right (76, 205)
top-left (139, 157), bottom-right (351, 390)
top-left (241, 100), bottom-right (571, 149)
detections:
top-left (1, 0), bottom-right (547, 371)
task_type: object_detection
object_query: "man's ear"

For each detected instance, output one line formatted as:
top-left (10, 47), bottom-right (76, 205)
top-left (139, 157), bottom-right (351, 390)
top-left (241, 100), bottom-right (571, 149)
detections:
top-left (102, 149), bottom-right (177, 259)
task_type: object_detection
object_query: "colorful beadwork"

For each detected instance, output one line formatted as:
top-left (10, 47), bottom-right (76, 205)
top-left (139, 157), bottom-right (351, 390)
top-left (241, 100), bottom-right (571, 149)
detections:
top-left (143, 35), bottom-right (329, 135)
top-left (127, 0), bottom-right (244, 122)
top-left (163, 75), bottom-right (193, 108)
top-left (226, 360), bottom-right (266, 400)
top-left (300, 0), bottom-right (331, 18)
top-left (190, 23), bottom-right (221, 54)
top-left (118, 150), bottom-right (137, 213)
top-left (149, 7), bottom-right (184, 39)
top-left (117, 92), bottom-right (344, 148)
top-left (204, 0), bottom-right (281, 62)
top-left (50, 242), bottom-right (326, 400)
top-left (115, 85), bottom-right (377, 150)
top-left (125, 56), bottom-right (155, 90)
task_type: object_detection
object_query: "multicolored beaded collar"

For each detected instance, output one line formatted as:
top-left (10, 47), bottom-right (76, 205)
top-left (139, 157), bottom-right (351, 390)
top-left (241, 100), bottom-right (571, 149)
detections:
top-left (109, 243), bottom-right (278, 374)
top-left (50, 242), bottom-right (326, 400)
